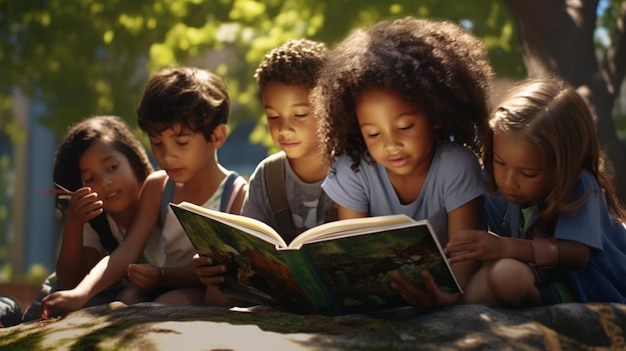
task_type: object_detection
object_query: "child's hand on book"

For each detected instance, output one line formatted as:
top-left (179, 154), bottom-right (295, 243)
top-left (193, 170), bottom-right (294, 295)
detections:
top-left (192, 253), bottom-right (226, 286)
top-left (446, 229), bottom-right (504, 264)
top-left (390, 270), bottom-right (460, 309)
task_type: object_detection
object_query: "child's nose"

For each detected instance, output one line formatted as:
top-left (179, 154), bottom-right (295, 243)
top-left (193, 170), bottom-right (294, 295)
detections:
top-left (383, 134), bottom-right (400, 151)
top-left (101, 174), bottom-right (114, 188)
top-left (157, 147), bottom-right (176, 163)
top-left (278, 118), bottom-right (294, 132)
top-left (501, 170), bottom-right (518, 190)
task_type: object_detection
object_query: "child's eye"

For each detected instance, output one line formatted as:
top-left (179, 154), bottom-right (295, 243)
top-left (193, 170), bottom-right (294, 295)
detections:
top-left (266, 115), bottom-right (279, 120)
top-left (521, 171), bottom-right (539, 178)
top-left (398, 124), bottom-right (413, 131)
top-left (150, 140), bottom-right (162, 147)
top-left (294, 113), bottom-right (309, 118)
top-left (83, 176), bottom-right (94, 184)
top-left (176, 141), bottom-right (188, 146)
top-left (107, 163), bottom-right (119, 172)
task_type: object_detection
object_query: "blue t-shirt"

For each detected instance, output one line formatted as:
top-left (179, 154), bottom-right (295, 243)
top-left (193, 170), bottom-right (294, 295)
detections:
top-left (322, 142), bottom-right (485, 246)
top-left (485, 171), bottom-right (626, 303)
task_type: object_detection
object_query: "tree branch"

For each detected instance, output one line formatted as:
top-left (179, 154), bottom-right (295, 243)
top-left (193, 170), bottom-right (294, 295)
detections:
top-left (605, 0), bottom-right (626, 97)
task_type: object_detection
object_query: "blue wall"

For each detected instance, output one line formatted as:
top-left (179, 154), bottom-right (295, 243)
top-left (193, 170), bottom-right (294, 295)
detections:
top-left (22, 102), bottom-right (58, 274)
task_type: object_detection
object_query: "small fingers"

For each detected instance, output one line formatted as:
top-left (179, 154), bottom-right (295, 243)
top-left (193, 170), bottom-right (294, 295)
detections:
top-left (198, 275), bottom-right (226, 286)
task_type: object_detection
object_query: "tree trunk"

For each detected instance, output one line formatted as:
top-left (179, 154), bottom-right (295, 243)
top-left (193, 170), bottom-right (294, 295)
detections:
top-left (504, 0), bottom-right (626, 205)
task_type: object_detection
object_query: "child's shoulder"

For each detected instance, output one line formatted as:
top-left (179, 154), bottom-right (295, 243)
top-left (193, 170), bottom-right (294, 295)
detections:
top-left (435, 142), bottom-right (480, 167)
top-left (437, 141), bottom-right (477, 155)
top-left (570, 170), bottom-right (601, 198)
top-left (247, 151), bottom-right (283, 178)
top-left (143, 170), bottom-right (169, 192)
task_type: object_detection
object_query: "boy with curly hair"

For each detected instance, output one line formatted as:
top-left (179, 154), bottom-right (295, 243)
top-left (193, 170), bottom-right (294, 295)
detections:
top-left (244, 38), bottom-right (337, 238)
top-left (311, 17), bottom-right (494, 308)
top-left (193, 39), bottom-right (337, 306)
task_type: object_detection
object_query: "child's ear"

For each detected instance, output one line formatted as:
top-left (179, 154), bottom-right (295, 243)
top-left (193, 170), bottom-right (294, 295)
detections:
top-left (210, 124), bottom-right (228, 147)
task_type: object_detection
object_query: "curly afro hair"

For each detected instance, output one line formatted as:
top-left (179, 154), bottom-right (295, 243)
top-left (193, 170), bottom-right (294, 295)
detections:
top-left (254, 39), bottom-right (328, 91)
top-left (312, 16), bottom-right (493, 171)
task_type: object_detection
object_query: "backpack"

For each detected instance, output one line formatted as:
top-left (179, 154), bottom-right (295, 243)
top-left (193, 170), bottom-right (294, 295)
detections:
top-left (92, 171), bottom-right (246, 252)
top-left (159, 171), bottom-right (244, 226)
top-left (89, 214), bottom-right (118, 253)
top-left (55, 195), bottom-right (119, 253)
top-left (263, 152), bottom-right (297, 242)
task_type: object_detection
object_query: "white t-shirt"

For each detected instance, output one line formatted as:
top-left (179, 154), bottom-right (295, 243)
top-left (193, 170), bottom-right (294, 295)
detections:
top-left (145, 174), bottom-right (236, 268)
top-left (83, 213), bottom-right (160, 263)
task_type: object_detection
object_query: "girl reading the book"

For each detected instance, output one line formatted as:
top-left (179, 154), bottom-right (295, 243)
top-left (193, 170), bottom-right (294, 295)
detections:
top-left (312, 17), bottom-right (493, 308)
top-left (446, 76), bottom-right (626, 305)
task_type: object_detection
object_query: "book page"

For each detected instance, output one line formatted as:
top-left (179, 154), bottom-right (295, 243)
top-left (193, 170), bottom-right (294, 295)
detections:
top-left (289, 215), bottom-right (415, 249)
top-left (298, 220), bottom-right (462, 313)
top-left (176, 201), bottom-right (287, 247)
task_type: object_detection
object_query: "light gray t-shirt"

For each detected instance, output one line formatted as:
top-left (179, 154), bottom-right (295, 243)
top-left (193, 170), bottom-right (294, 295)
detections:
top-left (242, 152), bottom-right (337, 239)
top-left (321, 142), bottom-right (485, 246)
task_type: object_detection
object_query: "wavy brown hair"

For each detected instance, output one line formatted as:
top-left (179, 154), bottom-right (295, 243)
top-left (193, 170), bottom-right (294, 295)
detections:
top-left (137, 66), bottom-right (230, 139)
top-left (483, 76), bottom-right (626, 230)
top-left (312, 16), bottom-right (493, 171)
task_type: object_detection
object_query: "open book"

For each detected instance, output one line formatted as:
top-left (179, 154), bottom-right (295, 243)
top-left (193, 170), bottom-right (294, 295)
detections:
top-left (171, 201), bottom-right (461, 315)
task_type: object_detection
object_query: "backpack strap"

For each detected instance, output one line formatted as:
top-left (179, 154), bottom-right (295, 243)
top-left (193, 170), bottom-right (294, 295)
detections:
top-left (159, 176), bottom-right (175, 228)
top-left (88, 213), bottom-right (118, 253)
top-left (264, 152), bottom-right (297, 242)
top-left (219, 172), bottom-right (241, 213)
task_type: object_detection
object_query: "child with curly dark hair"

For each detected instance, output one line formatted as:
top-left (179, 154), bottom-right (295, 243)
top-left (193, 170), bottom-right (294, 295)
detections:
top-left (244, 39), bottom-right (337, 238)
top-left (312, 17), bottom-right (493, 308)
top-left (193, 39), bottom-right (337, 307)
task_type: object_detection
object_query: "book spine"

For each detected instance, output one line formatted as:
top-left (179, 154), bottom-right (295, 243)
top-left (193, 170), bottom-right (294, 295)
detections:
top-left (281, 249), bottom-right (342, 315)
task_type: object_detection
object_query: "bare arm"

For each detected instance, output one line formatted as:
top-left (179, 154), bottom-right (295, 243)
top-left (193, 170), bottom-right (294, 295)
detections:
top-left (228, 183), bottom-right (248, 215)
top-left (126, 262), bottom-right (203, 293)
top-left (446, 197), bottom-right (482, 290)
top-left (447, 231), bottom-right (590, 269)
top-left (74, 174), bottom-right (163, 298)
top-left (56, 187), bottom-right (104, 289)
top-left (336, 205), bottom-right (368, 219)
top-left (41, 173), bottom-right (164, 317)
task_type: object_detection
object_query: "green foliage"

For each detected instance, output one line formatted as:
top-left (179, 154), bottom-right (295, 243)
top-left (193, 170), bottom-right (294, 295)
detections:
top-left (0, 0), bottom-right (524, 143)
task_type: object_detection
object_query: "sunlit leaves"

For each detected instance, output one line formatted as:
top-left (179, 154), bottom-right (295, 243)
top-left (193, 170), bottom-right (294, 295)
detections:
top-left (118, 14), bottom-right (145, 34)
top-left (150, 43), bottom-right (178, 71)
top-left (230, 0), bottom-right (266, 21)
top-left (1, 0), bottom-right (616, 139)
